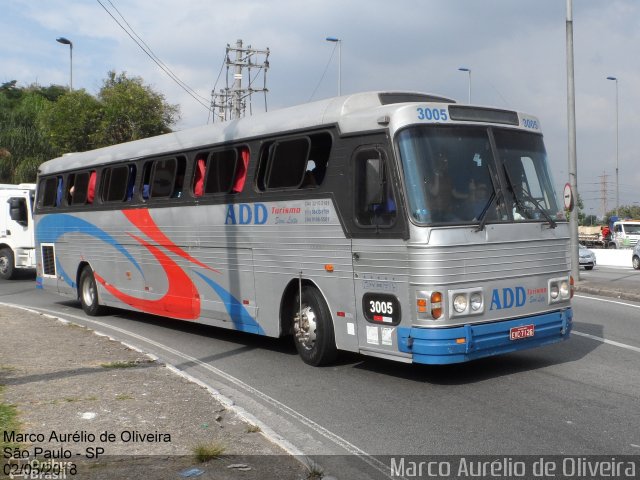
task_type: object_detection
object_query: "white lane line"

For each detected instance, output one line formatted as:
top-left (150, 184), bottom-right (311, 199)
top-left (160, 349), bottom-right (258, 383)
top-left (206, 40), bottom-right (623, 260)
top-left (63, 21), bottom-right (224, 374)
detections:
top-left (574, 294), bottom-right (640, 309)
top-left (572, 331), bottom-right (640, 354)
top-left (0, 302), bottom-right (395, 480)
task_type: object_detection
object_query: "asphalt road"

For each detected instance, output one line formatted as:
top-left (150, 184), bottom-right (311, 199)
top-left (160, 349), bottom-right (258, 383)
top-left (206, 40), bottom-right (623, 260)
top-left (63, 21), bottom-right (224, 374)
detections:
top-left (2, 271), bottom-right (640, 478)
top-left (579, 264), bottom-right (640, 289)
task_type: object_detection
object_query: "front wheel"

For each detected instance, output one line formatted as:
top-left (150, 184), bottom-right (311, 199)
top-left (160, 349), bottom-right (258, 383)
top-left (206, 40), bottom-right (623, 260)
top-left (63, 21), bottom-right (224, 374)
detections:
top-left (78, 266), bottom-right (105, 316)
top-left (0, 248), bottom-right (16, 280)
top-left (633, 255), bottom-right (640, 270)
top-left (293, 286), bottom-right (337, 366)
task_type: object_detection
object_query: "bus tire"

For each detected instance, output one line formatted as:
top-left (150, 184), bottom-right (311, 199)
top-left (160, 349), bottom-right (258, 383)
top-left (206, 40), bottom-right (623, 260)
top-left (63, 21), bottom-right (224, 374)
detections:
top-left (0, 248), bottom-right (16, 280)
top-left (293, 286), bottom-right (337, 366)
top-left (633, 255), bottom-right (640, 270)
top-left (79, 266), bottom-right (105, 316)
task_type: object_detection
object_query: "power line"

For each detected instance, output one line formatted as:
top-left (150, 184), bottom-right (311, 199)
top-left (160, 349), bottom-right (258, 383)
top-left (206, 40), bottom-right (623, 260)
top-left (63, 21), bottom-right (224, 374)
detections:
top-left (96, 0), bottom-right (211, 111)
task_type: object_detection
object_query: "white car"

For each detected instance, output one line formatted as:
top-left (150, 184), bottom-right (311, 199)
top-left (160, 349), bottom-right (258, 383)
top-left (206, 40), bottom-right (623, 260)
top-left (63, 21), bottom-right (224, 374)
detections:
top-left (633, 242), bottom-right (640, 270)
top-left (579, 244), bottom-right (596, 270)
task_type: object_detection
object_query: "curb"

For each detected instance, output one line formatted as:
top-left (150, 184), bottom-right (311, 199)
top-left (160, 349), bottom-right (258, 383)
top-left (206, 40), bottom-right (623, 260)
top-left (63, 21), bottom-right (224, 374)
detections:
top-left (574, 285), bottom-right (640, 303)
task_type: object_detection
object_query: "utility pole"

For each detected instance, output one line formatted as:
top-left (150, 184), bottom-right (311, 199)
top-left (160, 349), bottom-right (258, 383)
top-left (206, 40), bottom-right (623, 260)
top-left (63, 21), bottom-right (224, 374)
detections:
top-left (211, 39), bottom-right (270, 122)
top-left (566, 0), bottom-right (579, 282)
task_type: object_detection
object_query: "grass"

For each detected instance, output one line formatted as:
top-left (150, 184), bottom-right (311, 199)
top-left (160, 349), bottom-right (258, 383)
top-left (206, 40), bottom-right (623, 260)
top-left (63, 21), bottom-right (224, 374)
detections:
top-left (305, 460), bottom-right (325, 480)
top-left (0, 385), bottom-right (21, 451)
top-left (115, 394), bottom-right (134, 401)
top-left (100, 361), bottom-right (139, 369)
top-left (192, 441), bottom-right (226, 462)
top-left (246, 424), bottom-right (261, 433)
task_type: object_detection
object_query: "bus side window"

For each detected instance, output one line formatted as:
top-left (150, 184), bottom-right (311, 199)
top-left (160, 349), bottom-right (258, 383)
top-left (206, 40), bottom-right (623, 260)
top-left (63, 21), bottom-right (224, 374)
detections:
top-left (71, 172), bottom-right (90, 205)
top-left (264, 137), bottom-right (309, 189)
top-left (102, 166), bottom-right (130, 202)
top-left (354, 148), bottom-right (396, 227)
top-left (39, 177), bottom-right (59, 207)
top-left (204, 150), bottom-right (237, 194)
top-left (150, 158), bottom-right (176, 198)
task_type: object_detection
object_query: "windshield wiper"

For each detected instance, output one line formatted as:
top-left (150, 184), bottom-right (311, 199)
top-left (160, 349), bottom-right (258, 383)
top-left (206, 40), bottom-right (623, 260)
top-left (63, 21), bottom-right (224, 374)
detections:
top-left (503, 167), bottom-right (557, 229)
top-left (474, 189), bottom-right (502, 232)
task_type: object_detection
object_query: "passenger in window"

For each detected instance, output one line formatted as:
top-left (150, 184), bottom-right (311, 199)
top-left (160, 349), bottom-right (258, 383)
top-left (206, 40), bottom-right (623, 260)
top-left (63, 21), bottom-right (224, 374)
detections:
top-left (426, 152), bottom-right (457, 221)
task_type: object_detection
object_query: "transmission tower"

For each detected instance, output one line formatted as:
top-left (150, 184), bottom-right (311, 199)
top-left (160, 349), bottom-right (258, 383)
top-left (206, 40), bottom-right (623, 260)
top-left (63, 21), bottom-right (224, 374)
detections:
top-left (211, 39), bottom-right (270, 122)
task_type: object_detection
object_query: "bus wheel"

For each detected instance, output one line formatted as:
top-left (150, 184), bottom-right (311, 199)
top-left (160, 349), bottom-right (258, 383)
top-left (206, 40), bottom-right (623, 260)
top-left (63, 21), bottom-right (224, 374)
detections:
top-left (633, 256), bottom-right (640, 270)
top-left (79, 266), bottom-right (104, 316)
top-left (293, 286), bottom-right (337, 366)
top-left (0, 248), bottom-right (16, 280)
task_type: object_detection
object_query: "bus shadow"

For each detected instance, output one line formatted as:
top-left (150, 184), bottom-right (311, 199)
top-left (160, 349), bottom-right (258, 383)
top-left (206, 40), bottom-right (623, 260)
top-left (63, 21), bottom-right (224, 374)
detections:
top-left (55, 300), bottom-right (604, 385)
top-left (350, 322), bottom-right (603, 385)
top-left (56, 301), bottom-right (300, 361)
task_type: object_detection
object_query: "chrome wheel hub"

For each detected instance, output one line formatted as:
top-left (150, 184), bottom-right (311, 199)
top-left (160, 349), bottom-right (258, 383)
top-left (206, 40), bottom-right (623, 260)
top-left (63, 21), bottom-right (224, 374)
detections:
top-left (294, 305), bottom-right (317, 350)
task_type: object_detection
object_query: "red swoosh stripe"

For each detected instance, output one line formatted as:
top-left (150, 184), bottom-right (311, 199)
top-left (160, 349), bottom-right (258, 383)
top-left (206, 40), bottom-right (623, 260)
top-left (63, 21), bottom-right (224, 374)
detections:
top-left (95, 233), bottom-right (200, 320)
top-left (123, 209), bottom-right (220, 274)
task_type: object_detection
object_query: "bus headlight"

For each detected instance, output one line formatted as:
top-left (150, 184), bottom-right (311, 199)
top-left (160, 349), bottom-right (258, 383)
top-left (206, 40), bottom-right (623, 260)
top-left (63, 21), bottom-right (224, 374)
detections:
top-left (453, 294), bottom-right (467, 313)
top-left (548, 277), bottom-right (571, 304)
top-left (470, 292), bottom-right (483, 311)
top-left (448, 288), bottom-right (484, 317)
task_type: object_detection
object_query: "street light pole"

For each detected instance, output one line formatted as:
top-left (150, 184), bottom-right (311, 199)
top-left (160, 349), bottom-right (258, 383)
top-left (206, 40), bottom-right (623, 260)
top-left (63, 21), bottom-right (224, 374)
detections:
top-left (606, 76), bottom-right (619, 217)
top-left (566, 0), bottom-right (579, 282)
top-left (326, 37), bottom-right (341, 96)
top-left (458, 67), bottom-right (471, 103)
top-left (56, 37), bottom-right (73, 90)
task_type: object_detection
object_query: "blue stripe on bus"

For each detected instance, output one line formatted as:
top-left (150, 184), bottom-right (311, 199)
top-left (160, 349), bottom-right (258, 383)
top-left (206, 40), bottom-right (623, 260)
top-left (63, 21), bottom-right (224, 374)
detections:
top-left (397, 308), bottom-right (572, 365)
top-left (36, 214), bottom-right (145, 285)
top-left (194, 271), bottom-right (265, 335)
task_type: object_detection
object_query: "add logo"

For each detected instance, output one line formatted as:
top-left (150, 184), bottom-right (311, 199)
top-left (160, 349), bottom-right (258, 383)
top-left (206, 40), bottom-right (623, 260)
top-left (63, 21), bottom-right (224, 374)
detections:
top-left (225, 203), bottom-right (268, 225)
top-left (490, 287), bottom-right (526, 310)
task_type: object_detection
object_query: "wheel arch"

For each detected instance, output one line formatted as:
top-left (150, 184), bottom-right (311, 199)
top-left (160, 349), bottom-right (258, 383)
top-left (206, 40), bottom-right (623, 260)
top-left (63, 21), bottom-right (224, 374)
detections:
top-left (279, 277), bottom-right (334, 338)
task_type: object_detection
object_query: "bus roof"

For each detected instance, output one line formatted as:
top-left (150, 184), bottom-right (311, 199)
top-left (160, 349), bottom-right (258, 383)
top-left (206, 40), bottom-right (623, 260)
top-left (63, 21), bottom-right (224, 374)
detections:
top-left (37, 91), bottom-right (529, 175)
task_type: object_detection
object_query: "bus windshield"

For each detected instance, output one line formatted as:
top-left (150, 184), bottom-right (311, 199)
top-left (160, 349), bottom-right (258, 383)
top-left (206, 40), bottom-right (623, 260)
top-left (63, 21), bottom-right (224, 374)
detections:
top-left (396, 125), bottom-right (560, 226)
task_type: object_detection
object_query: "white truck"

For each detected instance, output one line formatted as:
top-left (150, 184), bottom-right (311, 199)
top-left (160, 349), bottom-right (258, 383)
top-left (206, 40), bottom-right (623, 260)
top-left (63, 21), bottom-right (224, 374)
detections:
top-left (611, 220), bottom-right (640, 249)
top-left (0, 183), bottom-right (36, 279)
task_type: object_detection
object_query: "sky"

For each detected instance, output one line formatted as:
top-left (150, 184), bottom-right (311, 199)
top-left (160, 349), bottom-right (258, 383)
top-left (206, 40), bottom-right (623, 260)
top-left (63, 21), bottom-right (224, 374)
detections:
top-left (2, 0), bottom-right (639, 217)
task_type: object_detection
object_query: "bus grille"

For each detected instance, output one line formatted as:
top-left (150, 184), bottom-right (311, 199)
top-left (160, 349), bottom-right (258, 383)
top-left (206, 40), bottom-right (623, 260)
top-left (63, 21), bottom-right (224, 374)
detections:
top-left (41, 245), bottom-right (56, 276)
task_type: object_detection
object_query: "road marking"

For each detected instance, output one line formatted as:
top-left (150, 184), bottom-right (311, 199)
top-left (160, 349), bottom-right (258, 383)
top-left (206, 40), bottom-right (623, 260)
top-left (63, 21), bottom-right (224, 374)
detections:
top-left (574, 294), bottom-right (640, 310)
top-left (0, 302), bottom-right (395, 480)
top-left (572, 331), bottom-right (640, 354)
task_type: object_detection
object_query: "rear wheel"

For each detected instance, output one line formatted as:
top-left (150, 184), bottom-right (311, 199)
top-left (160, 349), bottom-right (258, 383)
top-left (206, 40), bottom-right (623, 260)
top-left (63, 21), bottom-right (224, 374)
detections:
top-left (0, 248), bottom-right (16, 280)
top-left (78, 266), bottom-right (105, 316)
top-left (633, 255), bottom-right (640, 270)
top-left (293, 286), bottom-right (337, 366)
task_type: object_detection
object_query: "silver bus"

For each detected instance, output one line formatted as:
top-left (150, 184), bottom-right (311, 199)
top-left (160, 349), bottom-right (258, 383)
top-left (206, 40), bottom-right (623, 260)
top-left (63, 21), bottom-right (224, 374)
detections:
top-left (34, 91), bottom-right (573, 366)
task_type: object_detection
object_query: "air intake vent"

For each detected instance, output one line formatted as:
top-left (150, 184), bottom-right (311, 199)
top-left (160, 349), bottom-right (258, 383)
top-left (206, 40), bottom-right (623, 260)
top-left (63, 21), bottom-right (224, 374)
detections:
top-left (41, 245), bottom-right (56, 277)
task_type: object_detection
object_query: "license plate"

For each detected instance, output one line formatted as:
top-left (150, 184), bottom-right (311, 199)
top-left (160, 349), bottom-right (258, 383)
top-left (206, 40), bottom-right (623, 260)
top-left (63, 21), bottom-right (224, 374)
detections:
top-left (510, 324), bottom-right (535, 340)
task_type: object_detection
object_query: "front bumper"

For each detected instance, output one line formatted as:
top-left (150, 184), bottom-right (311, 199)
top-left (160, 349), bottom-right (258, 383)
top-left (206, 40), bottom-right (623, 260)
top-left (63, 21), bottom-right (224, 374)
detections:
top-left (397, 308), bottom-right (572, 365)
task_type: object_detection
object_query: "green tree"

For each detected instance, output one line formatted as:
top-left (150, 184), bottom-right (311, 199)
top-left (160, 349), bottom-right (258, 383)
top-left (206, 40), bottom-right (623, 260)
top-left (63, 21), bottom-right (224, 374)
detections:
top-left (0, 90), bottom-right (55, 183)
top-left (0, 72), bottom-right (180, 183)
top-left (96, 71), bottom-right (179, 146)
top-left (38, 89), bottom-right (102, 155)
